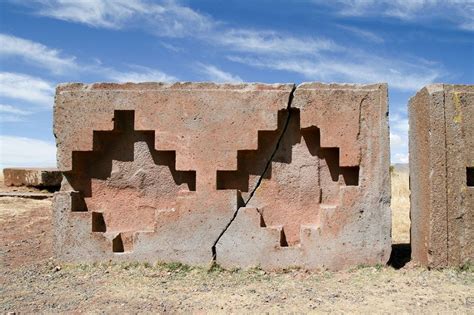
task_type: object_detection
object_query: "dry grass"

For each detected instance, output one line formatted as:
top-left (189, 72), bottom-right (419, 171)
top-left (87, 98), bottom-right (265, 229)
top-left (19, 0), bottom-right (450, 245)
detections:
top-left (0, 197), bottom-right (51, 222)
top-left (391, 167), bottom-right (410, 244)
top-left (3, 261), bottom-right (473, 314)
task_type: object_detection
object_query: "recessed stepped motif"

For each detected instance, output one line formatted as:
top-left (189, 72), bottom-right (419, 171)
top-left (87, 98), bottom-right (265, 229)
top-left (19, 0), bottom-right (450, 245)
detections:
top-left (53, 82), bottom-right (391, 270)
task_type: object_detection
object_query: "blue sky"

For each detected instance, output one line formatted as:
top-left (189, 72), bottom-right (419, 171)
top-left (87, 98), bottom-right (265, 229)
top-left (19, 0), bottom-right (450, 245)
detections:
top-left (0, 0), bottom-right (473, 169)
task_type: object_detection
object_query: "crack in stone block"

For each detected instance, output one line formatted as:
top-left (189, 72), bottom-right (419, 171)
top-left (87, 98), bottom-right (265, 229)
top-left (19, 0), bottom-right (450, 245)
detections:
top-left (53, 82), bottom-right (391, 270)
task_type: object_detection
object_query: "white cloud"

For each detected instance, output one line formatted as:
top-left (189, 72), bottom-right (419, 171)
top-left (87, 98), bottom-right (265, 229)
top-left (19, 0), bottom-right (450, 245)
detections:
top-left (8, 0), bottom-right (446, 92)
top-left (35, 0), bottom-right (148, 29)
top-left (0, 31), bottom-right (178, 83)
top-left (336, 25), bottom-right (384, 43)
top-left (0, 104), bottom-right (32, 123)
top-left (197, 64), bottom-right (242, 83)
top-left (0, 104), bottom-right (32, 115)
top-left (148, 2), bottom-right (215, 37)
top-left (102, 65), bottom-right (178, 82)
top-left (0, 116), bottom-right (27, 123)
top-left (214, 29), bottom-right (339, 55)
top-left (0, 33), bottom-right (77, 74)
top-left (228, 54), bottom-right (440, 91)
top-left (390, 133), bottom-right (404, 147)
top-left (0, 136), bottom-right (56, 169)
top-left (313, 0), bottom-right (474, 31)
top-left (325, 0), bottom-right (426, 18)
top-left (160, 42), bottom-right (183, 53)
top-left (16, 1), bottom-right (341, 55)
top-left (389, 110), bottom-right (410, 164)
top-left (0, 30), bottom-right (178, 87)
top-left (460, 21), bottom-right (474, 31)
top-left (25, 0), bottom-right (214, 37)
top-left (390, 130), bottom-right (409, 163)
top-left (0, 72), bottom-right (54, 107)
top-left (391, 117), bottom-right (409, 133)
top-left (394, 153), bottom-right (409, 164)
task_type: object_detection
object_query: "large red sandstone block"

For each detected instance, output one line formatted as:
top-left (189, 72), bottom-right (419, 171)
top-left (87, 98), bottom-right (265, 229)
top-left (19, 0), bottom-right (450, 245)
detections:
top-left (53, 82), bottom-right (391, 270)
top-left (53, 82), bottom-right (293, 265)
top-left (3, 168), bottom-right (61, 187)
top-left (216, 83), bottom-right (391, 270)
top-left (409, 84), bottom-right (473, 268)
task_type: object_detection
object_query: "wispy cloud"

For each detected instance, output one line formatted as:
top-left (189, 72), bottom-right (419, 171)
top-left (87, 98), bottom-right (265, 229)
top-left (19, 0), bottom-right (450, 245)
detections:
top-left (389, 109), bottom-right (409, 164)
top-left (101, 65), bottom-right (178, 82)
top-left (393, 153), bottom-right (409, 164)
top-left (0, 104), bottom-right (32, 123)
top-left (313, 0), bottom-right (474, 31)
top-left (0, 30), bottom-right (178, 83)
top-left (23, 0), bottom-right (214, 36)
top-left (15, 1), bottom-right (340, 55)
top-left (228, 53), bottom-right (440, 91)
top-left (196, 63), bottom-right (242, 82)
top-left (0, 33), bottom-right (77, 74)
top-left (0, 104), bottom-right (32, 116)
top-left (34, 0), bottom-right (149, 29)
top-left (8, 0), bottom-right (447, 91)
top-left (0, 135), bottom-right (56, 168)
top-left (0, 72), bottom-right (55, 106)
top-left (336, 25), bottom-right (384, 43)
top-left (214, 29), bottom-right (339, 55)
top-left (0, 35), bottom-right (177, 123)
top-left (160, 42), bottom-right (183, 53)
top-left (322, 0), bottom-right (427, 18)
top-left (1, 31), bottom-right (178, 85)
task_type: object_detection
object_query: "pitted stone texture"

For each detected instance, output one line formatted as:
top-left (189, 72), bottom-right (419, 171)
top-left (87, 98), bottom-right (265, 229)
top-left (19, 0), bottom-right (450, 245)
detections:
top-left (216, 83), bottom-right (391, 271)
top-left (295, 83), bottom-right (369, 167)
top-left (53, 190), bottom-right (241, 265)
top-left (3, 168), bottom-right (61, 187)
top-left (53, 82), bottom-right (292, 265)
top-left (55, 82), bottom-right (293, 191)
top-left (409, 84), bottom-right (474, 268)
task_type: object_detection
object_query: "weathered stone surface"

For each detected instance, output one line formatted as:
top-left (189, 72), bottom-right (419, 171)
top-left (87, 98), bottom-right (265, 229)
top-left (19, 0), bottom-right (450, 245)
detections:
top-left (54, 81), bottom-right (391, 269)
top-left (53, 82), bottom-right (293, 265)
top-left (409, 84), bottom-right (474, 268)
top-left (3, 168), bottom-right (61, 187)
top-left (216, 83), bottom-right (391, 270)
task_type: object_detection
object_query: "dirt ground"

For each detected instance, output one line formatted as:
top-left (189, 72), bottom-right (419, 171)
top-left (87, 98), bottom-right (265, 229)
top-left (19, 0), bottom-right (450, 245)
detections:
top-left (1, 168), bottom-right (473, 313)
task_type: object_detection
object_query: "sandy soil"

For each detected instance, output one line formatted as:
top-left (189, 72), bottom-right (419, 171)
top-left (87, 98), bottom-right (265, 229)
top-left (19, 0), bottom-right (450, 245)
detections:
top-left (1, 169), bottom-right (473, 313)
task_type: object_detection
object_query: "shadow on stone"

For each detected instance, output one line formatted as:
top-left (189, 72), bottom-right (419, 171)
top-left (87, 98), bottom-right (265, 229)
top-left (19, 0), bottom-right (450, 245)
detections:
top-left (388, 243), bottom-right (411, 269)
top-left (66, 110), bottom-right (196, 197)
top-left (216, 108), bottom-right (360, 191)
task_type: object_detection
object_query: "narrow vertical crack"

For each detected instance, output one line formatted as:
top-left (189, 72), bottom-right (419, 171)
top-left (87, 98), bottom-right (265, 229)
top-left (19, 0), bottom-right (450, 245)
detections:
top-left (211, 84), bottom-right (297, 261)
top-left (356, 93), bottom-right (369, 141)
